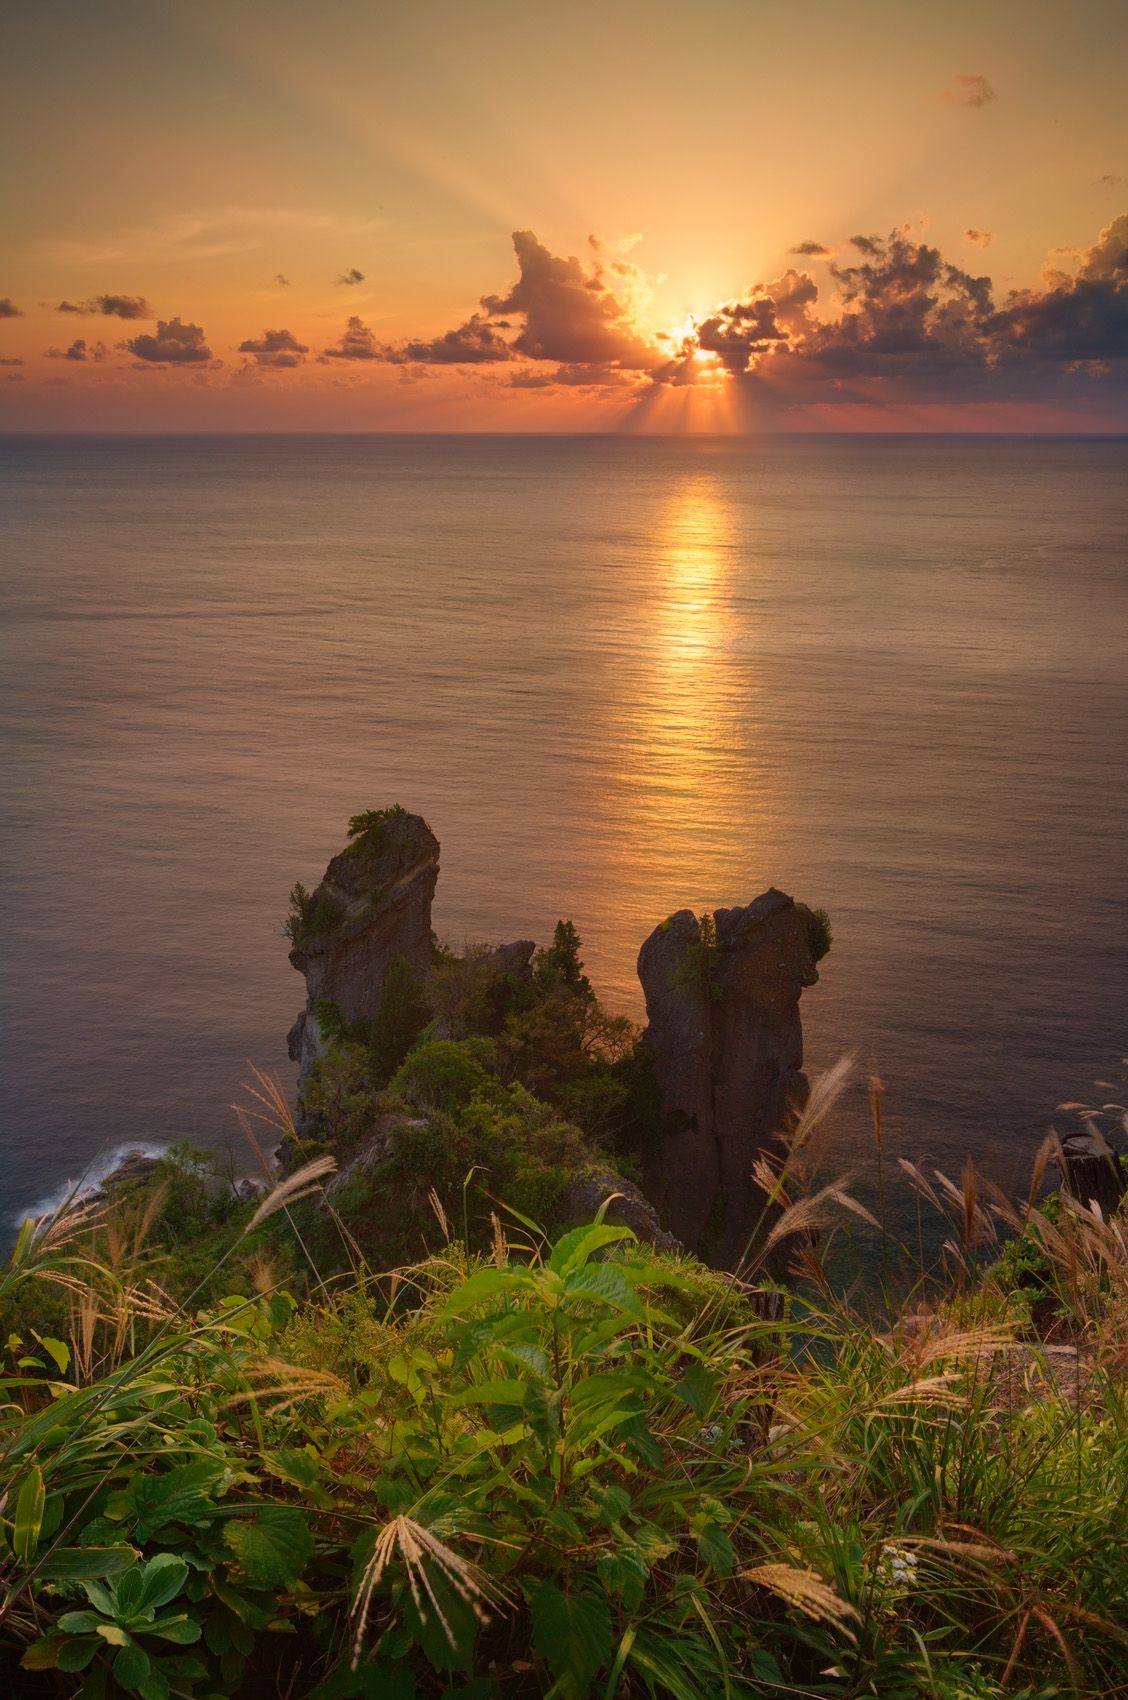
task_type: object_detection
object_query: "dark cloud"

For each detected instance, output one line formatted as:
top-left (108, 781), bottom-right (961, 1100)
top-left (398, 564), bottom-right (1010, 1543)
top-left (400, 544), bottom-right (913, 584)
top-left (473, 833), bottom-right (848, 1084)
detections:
top-left (57, 294), bottom-right (153, 319)
top-left (943, 73), bottom-right (996, 108)
top-left (1096, 174), bottom-right (1125, 189)
top-left (125, 317), bottom-right (212, 364)
top-left (238, 326), bottom-right (309, 368)
top-left (964, 229), bottom-right (993, 248)
top-left (692, 270), bottom-right (819, 375)
top-left (384, 313), bottom-right (512, 365)
top-left (481, 230), bottom-right (658, 369)
top-left (651, 213), bottom-right (1128, 410)
top-left (276, 273), bottom-right (291, 286)
top-left (0, 356), bottom-right (23, 366)
top-left (790, 240), bottom-right (829, 257)
top-left (0, 298), bottom-right (23, 318)
top-left (988, 215), bottom-right (1128, 362)
top-left (321, 315), bottom-right (381, 360)
top-left (335, 267), bottom-right (365, 286)
top-left (47, 339), bottom-right (109, 362)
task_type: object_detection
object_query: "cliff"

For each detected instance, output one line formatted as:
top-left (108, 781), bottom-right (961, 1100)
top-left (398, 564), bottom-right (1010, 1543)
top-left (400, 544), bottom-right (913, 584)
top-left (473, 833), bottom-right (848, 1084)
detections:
top-left (637, 891), bottom-right (828, 1268)
top-left (286, 806), bottom-right (439, 1081)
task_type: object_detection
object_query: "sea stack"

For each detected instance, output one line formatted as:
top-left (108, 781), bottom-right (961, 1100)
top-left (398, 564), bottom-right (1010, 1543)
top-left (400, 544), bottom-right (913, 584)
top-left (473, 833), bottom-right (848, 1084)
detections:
top-left (286, 807), bottom-right (440, 1083)
top-left (637, 889), bottom-right (827, 1269)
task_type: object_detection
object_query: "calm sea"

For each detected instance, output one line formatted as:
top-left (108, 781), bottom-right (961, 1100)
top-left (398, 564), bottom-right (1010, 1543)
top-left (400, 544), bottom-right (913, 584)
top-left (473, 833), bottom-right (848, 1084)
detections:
top-left (1, 434), bottom-right (1126, 1247)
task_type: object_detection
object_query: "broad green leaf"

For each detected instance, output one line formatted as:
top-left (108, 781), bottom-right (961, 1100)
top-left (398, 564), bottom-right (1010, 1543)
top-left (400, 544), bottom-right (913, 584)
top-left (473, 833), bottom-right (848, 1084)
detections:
top-left (448, 1378), bottom-right (529, 1409)
top-left (548, 1224), bottom-right (634, 1276)
top-left (674, 1362), bottom-right (717, 1417)
top-left (529, 1580), bottom-right (612, 1699)
top-left (696, 1523), bottom-right (737, 1575)
top-left (135, 1552), bottom-right (189, 1614)
top-left (595, 1548), bottom-right (648, 1612)
top-left (263, 1447), bottom-right (320, 1489)
top-left (13, 1461), bottom-right (45, 1562)
top-left (113, 1638), bottom-right (151, 1691)
top-left (35, 1334), bottom-right (71, 1375)
top-left (440, 1266), bottom-right (534, 1317)
top-left (146, 1614), bottom-right (202, 1644)
top-left (127, 1462), bottom-right (224, 1540)
top-left (40, 1543), bottom-right (137, 1582)
top-left (58, 1611), bottom-right (105, 1635)
top-left (21, 1633), bottom-right (66, 1671)
top-left (562, 1266), bottom-right (645, 1318)
top-left (223, 1505), bottom-right (312, 1585)
top-left (57, 1636), bottom-right (101, 1672)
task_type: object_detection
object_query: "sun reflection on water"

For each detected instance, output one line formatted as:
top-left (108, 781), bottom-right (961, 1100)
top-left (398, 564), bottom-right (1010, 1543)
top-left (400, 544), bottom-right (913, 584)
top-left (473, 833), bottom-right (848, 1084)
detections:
top-left (589, 473), bottom-right (778, 1003)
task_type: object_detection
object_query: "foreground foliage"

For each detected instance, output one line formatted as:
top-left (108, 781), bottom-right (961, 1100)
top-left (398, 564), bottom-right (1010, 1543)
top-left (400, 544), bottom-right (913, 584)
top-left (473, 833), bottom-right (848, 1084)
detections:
top-left (5, 1084), bottom-right (1128, 1700)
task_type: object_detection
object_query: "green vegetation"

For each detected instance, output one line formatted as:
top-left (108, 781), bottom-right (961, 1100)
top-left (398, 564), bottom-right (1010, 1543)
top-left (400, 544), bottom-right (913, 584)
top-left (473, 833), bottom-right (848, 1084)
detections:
top-left (671, 910), bottom-right (722, 1000)
top-left (346, 804), bottom-right (409, 860)
top-left (6, 1098), bottom-right (1128, 1698)
top-left (796, 903), bottom-right (833, 962)
top-left (369, 956), bottom-right (431, 1085)
top-left (285, 882), bottom-right (345, 950)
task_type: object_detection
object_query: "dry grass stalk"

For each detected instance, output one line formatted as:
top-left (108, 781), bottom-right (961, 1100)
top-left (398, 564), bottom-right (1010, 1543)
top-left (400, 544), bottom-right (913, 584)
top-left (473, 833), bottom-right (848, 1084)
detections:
top-left (741, 1563), bottom-right (859, 1632)
top-left (247, 1155), bottom-right (337, 1229)
top-left (351, 1514), bottom-right (510, 1668)
top-left (427, 1189), bottom-right (450, 1242)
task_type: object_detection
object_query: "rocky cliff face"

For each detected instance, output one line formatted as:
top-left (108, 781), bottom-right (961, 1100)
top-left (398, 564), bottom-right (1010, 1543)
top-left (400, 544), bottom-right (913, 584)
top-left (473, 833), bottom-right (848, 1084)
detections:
top-left (286, 808), bottom-right (440, 1082)
top-left (637, 890), bottom-right (823, 1269)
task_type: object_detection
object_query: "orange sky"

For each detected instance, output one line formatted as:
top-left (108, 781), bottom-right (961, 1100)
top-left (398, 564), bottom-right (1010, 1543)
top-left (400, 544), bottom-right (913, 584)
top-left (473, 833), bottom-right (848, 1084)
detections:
top-left (2, 0), bottom-right (1126, 431)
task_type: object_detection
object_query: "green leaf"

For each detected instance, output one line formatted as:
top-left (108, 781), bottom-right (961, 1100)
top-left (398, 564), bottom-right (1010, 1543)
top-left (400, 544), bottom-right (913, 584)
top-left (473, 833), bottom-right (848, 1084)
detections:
top-left (113, 1639), bottom-right (151, 1691)
top-left (146, 1614), bottom-right (202, 1644)
top-left (529, 1580), bottom-right (612, 1700)
top-left (627, 1635), bottom-right (715, 1700)
top-left (57, 1636), bottom-right (101, 1672)
top-left (562, 1266), bottom-right (645, 1318)
top-left (40, 1544), bottom-right (138, 1582)
top-left (58, 1612), bottom-right (107, 1634)
top-left (35, 1333), bottom-right (71, 1375)
top-left (674, 1362), bottom-right (717, 1417)
top-left (21, 1633), bottom-right (66, 1671)
top-left (696, 1524), bottom-right (737, 1575)
top-left (448, 1378), bottom-right (529, 1409)
top-left (440, 1266), bottom-right (534, 1317)
top-left (263, 1447), bottom-right (320, 1489)
top-left (224, 1505), bottom-right (312, 1585)
top-left (13, 1461), bottom-right (45, 1562)
top-left (127, 1462), bottom-right (224, 1540)
top-left (548, 1224), bottom-right (634, 1275)
top-left (134, 1552), bottom-right (189, 1614)
top-left (96, 1623), bottom-right (130, 1646)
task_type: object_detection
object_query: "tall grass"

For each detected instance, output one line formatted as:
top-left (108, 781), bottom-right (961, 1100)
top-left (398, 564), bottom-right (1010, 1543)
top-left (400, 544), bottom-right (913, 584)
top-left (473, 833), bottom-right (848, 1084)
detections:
top-left (3, 1064), bottom-right (1128, 1698)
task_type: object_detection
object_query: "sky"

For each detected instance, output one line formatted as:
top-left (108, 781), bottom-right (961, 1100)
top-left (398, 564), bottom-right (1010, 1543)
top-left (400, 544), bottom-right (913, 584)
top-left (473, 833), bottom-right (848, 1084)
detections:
top-left (2, 0), bottom-right (1126, 432)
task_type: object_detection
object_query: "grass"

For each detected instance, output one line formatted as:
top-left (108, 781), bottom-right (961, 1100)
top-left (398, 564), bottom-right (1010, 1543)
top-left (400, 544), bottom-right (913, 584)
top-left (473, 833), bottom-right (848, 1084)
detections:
top-left (3, 1062), bottom-right (1128, 1698)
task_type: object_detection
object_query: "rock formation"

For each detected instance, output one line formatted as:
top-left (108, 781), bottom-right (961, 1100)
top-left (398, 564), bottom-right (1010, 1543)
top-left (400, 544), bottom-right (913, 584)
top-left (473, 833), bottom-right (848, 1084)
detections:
top-left (637, 890), bottom-right (826, 1270)
top-left (287, 808), bottom-right (440, 1083)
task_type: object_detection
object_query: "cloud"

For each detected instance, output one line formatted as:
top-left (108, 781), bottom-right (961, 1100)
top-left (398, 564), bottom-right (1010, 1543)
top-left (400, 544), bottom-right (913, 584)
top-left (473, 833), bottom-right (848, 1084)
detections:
top-left (57, 294), bottom-right (153, 319)
top-left (0, 298), bottom-right (23, 318)
top-left (691, 269), bottom-right (819, 375)
top-left (321, 315), bottom-right (381, 361)
top-left (790, 240), bottom-right (829, 257)
top-left (384, 313), bottom-right (512, 365)
top-left (238, 326), bottom-right (309, 368)
top-left (964, 228), bottom-right (993, 248)
top-left (336, 267), bottom-right (365, 286)
top-left (942, 73), bottom-right (996, 108)
top-left (481, 230), bottom-right (659, 369)
top-left (276, 273), bottom-right (291, 286)
top-left (987, 214), bottom-right (1128, 362)
top-left (0, 356), bottom-right (23, 366)
top-left (125, 317), bottom-right (213, 364)
top-left (47, 339), bottom-right (110, 362)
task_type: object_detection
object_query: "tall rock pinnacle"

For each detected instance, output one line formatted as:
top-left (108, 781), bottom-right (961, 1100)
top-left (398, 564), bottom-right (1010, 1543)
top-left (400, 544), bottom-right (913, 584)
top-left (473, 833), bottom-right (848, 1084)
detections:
top-left (286, 807), bottom-right (439, 1081)
top-left (637, 890), bottom-right (827, 1269)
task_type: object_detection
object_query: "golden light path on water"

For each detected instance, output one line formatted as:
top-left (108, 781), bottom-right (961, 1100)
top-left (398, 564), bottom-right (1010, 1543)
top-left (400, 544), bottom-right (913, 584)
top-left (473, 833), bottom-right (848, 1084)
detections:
top-left (590, 472), bottom-right (779, 1006)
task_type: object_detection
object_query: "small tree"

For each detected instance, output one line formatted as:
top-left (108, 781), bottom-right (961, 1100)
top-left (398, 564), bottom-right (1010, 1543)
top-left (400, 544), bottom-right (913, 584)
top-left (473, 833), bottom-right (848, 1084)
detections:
top-left (369, 954), bottom-right (430, 1084)
top-left (534, 920), bottom-right (593, 999)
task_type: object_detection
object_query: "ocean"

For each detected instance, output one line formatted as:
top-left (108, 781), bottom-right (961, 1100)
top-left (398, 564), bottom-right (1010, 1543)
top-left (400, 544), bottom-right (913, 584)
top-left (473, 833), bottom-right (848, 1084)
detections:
top-left (1, 433), bottom-right (1126, 1247)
